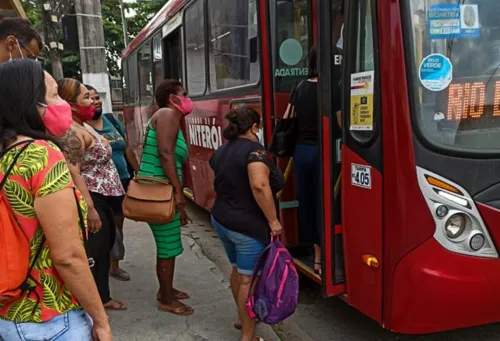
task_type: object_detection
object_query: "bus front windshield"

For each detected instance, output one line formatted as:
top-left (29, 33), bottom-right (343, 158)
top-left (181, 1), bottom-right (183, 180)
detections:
top-left (407, 0), bottom-right (500, 152)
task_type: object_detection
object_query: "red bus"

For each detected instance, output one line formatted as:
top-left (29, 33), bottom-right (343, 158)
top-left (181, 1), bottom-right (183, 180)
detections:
top-left (121, 0), bottom-right (500, 334)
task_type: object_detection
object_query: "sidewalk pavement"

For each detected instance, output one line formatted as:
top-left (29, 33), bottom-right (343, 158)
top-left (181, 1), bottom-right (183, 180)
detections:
top-left (108, 220), bottom-right (281, 341)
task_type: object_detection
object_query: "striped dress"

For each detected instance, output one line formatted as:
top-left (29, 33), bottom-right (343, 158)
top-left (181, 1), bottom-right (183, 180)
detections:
top-left (138, 122), bottom-right (188, 259)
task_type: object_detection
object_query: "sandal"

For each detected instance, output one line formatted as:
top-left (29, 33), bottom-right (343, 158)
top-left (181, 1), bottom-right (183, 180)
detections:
top-left (158, 302), bottom-right (194, 316)
top-left (110, 268), bottom-right (131, 281)
top-left (104, 299), bottom-right (127, 311)
top-left (173, 290), bottom-right (190, 300)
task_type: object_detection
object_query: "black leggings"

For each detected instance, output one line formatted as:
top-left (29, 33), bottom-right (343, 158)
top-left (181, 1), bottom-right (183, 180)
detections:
top-left (88, 192), bottom-right (116, 304)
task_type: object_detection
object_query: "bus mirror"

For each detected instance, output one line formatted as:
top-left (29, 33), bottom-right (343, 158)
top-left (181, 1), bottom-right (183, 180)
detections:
top-left (250, 37), bottom-right (258, 63)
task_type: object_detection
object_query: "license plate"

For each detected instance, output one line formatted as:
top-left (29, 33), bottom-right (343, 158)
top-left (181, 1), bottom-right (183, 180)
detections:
top-left (351, 164), bottom-right (371, 189)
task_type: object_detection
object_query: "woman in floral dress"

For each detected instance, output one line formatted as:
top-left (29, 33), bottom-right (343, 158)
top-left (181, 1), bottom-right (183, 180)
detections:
top-left (57, 78), bottom-right (127, 311)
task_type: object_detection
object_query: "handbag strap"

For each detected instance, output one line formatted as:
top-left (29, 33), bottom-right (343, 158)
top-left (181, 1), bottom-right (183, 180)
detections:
top-left (104, 113), bottom-right (126, 138)
top-left (133, 176), bottom-right (170, 186)
top-left (0, 141), bottom-right (33, 190)
top-left (283, 80), bottom-right (306, 119)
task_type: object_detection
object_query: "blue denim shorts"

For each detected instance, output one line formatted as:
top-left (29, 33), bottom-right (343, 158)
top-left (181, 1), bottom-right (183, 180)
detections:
top-left (0, 309), bottom-right (92, 341)
top-left (211, 216), bottom-right (266, 276)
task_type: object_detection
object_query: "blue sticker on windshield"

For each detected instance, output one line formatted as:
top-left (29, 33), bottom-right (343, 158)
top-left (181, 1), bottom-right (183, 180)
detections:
top-left (428, 4), bottom-right (479, 39)
top-left (419, 54), bottom-right (453, 92)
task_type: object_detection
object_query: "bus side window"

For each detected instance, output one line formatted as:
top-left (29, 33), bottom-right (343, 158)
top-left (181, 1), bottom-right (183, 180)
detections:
top-left (152, 32), bottom-right (164, 95)
top-left (139, 41), bottom-right (154, 105)
top-left (164, 29), bottom-right (182, 81)
top-left (128, 52), bottom-right (139, 106)
top-left (184, 0), bottom-right (206, 95)
top-left (122, 59), bottom-right (130, 106)
top-left (207, 0), bottom-right (260, 90)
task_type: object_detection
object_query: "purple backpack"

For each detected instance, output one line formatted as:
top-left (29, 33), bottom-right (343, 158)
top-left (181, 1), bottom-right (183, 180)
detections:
top-left (246, 237), bottom-right (299, 324)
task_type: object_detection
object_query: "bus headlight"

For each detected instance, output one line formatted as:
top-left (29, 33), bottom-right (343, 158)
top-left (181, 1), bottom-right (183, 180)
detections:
top-left (417, 167), bottom-right (498, 258)
top-left (444, 214), bottom-right (466, 239)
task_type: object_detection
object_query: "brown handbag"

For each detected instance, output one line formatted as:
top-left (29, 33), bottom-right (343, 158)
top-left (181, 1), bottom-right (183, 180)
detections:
top-left (122, 176), bottom-right (176, 224)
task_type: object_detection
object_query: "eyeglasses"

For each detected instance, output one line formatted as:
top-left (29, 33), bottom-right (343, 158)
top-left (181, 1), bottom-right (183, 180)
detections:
top-left (19, 42), bottom-right (38, 61)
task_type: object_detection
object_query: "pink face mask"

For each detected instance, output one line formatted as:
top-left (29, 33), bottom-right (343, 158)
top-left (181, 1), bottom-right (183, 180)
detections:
top-left (38, 101), bottom-right (73, 137)
top-left (73, 103), bottom-right (96, 122)
top-left (172, 96), bottom-right (194, 116)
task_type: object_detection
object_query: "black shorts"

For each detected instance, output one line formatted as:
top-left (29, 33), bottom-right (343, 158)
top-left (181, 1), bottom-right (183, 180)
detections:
top-left (109, 178), bottom-right (131, 217)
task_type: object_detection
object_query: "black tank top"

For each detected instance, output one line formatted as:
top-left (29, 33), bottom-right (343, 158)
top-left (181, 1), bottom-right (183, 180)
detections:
top-left (292, 80), bottom-right (342, 145)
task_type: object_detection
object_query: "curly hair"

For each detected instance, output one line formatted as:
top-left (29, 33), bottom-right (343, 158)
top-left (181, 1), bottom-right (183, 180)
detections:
top-left (155, 79), bottom-right (183, 108)
top-left (223, 106), bottom-right (261, 141)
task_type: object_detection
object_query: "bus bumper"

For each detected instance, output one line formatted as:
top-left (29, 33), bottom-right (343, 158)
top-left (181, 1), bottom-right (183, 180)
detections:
top-left (390, 238), bottom-right (500, 334)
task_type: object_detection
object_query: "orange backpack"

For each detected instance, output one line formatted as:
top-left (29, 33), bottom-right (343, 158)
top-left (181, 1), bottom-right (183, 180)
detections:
top-left (0, 141), bottom-right (44, 304)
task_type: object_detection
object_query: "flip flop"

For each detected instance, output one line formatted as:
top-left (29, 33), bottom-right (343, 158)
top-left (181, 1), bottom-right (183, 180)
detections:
top-left (104, 300), bottom-right (127, 311)
top-left (174, 291), bottom-right (190, 300)
top-left (158, 303), bottom-right (194, 316)
top-left (157, 291), bottom-right (190, 302)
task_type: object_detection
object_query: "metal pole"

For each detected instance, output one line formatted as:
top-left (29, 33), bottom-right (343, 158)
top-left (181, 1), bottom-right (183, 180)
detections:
top-left (40, 1), bottom-right (64, 80)
top-left (119, 0), bottom-right (128, 47)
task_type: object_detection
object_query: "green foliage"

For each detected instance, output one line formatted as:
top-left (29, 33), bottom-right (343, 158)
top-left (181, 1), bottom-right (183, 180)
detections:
top-left (21, 0), bottom-right (168, 77)
top-left (103, 0), bottom-right (167, 75)
top-left (125, 0), bottom-right (167, 39)
top-left (21, 0), bottom-right (41, 29)
top-left (102, 0), bottom-right (126, 76)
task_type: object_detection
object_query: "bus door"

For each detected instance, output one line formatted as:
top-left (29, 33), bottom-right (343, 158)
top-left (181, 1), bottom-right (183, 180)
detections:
top-left (316, 0), bottom-right (346, 296)
top-left (337, 0), bottom-right (383, 322)
top-left (264, 0), bottom-right (312, 270)
top-left (264, 0), bottom-right (347, 293)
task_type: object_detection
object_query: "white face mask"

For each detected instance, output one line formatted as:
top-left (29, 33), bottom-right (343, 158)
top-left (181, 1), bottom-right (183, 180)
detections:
top-left (256, 128), bottom-right (264, 146)
top-left (336, 36), bottom-right (343, 50)
top-left (336, 24), bottom-right (344, 50)
top-left (8, 39), bottom-right (24, 61)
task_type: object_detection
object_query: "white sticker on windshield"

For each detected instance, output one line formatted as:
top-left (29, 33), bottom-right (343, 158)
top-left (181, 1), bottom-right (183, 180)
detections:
top-left (427, 4), bottom-right (480, 40)
top-left (419, 54), bottom-right (453, 92)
